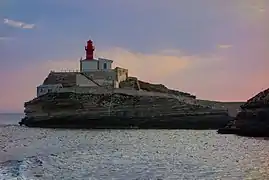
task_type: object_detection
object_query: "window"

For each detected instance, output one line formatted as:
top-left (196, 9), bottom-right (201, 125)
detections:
top-left (103, 63), bottom-right (107, 69)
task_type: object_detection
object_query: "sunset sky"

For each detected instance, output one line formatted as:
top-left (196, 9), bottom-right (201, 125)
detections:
top-left (0, 0), bottom-right (268, 112)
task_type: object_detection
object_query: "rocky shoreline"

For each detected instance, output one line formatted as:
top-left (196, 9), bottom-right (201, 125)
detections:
top-left (20, 112), bottom-right (231, 129)
top-left (218, 88), bottom-right (269, 137)
top-left (19, 91), bottom-right (231, 129)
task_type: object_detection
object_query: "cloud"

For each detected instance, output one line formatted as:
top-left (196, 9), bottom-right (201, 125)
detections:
top-left (250, 3), bottom-right (266, 13)
top-left (3, 18), bottom-right (35, 29)
top-left (217, 44), bottom-right (233, 49)
top-left (0, 37), bottom-right (13, 41)
top-left (258, 8), bottom-right (266, 12)
top-left (234, 0), bottom-right (268, 21)
top-left (37, 47), bottom-right (197, 82)
top-left (96, 48), bottom-right (194, 82)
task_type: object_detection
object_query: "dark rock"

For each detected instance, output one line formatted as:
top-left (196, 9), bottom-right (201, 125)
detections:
top-left (19, 91), bottom-right (230, 129)
top-left (218, 88), bottom-right (269, 137)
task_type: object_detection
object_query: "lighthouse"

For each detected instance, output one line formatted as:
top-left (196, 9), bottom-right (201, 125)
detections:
top-left (80, 39), bottom-right (113, 72)
top-left (85, 40), bottom-right (95, 60)
top-left (36, 38), bottom-right (129, 97)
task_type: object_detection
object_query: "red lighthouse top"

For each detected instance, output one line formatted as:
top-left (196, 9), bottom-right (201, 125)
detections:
top-left (85, 40), bottom-right (95, 60)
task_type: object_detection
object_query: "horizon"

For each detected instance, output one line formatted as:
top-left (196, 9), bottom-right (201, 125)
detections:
top-left (0, 0), bottom-right (268, 112)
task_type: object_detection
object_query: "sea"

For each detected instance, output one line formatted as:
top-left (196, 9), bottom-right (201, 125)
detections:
top-left (0, 113), bottom-right (269, 180)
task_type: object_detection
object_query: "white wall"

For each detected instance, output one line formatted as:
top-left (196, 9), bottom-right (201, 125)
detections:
top-left (98, 58), bottom-right (112, 70)
top-left (76, 74), bottom-right (97, 87)
top-left (117, 71), bottom-right (128, 82)
top-left (95, 79), bottom-right (114, 87)
top-left (80, 60), bottom-right (98, 72)
top-left (115, 67), bottom-right (128, 82)
top-left (76, 73), bottom-right (115, 87)
top-left (114, 81), bottom-right (119, 88)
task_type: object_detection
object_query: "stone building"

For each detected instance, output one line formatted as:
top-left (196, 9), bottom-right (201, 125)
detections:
top-left (36, 39), bottom-right (128, 97)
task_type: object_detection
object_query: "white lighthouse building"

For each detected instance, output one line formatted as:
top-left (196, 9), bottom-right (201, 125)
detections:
top-left (36, 39), bottom-right (128, 97)
top-left (80, 57), bottom-right (113, 72)
top-left (80, 40), bottom-right (113, 72)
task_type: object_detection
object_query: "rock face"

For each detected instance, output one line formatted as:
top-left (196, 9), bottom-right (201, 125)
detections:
top-left (119, 77), bottom-right (196, 98)
top-left (218, 88), bottom-right (269, 137)
top-left (20, 90), bottom-right (230, 129)
top-left (241, 88), bottom-right (269, 109)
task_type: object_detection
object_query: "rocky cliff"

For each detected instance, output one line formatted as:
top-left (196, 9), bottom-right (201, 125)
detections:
top-left (119, 77), bottom-right (196, 98)
top-left (218, 88), bottom-right (269, 137)
top-left (20, 90), bottom-right (230, 129)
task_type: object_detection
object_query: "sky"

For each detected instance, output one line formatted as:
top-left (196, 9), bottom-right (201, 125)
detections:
top-left (0, 0), bottom-right (268, 112)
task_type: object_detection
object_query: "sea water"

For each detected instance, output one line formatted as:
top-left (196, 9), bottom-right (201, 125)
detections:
top-left (0, 113), bottom-right (269, 179)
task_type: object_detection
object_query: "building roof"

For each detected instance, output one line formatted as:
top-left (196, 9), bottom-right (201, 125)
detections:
top-left (80, 58), bottom-right (113, 62)
top-left (98, 58), bottom-right (113, 62)
top-left (43, 72), bottom-right (77, 87)
top-left (38, 84), bottom-right (63, 88)
top-left (80, 58), bottom-right (99, 62)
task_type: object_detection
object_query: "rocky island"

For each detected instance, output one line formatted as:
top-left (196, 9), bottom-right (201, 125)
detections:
top-left (218, 88), bottom-right (269, 137)
top-left (20, 82), bottom-right (232, 129)
top-left (19, 39), bottom-right (233, 129)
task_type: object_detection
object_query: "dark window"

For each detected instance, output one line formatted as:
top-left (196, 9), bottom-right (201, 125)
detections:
top-left (103, 63), bottom-right (107, 69)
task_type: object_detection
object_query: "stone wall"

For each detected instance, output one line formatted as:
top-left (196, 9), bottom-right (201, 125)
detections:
top-left (76, 73), bottom-right (97, 87)
top-left (43, 72), bottom-right (77, 87)
top-left (56, 86), bottom-right (186, 99)
top-left (82, 70), bottom-right (116, 81)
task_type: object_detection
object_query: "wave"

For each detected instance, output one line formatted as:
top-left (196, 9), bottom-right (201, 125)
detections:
top-left (0, 124), bottom-right (20, 128)
top-left (0, 156), bottom-right (44, 180)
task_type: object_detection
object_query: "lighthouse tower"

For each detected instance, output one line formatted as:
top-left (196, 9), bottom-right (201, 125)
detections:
top-left (85, 40), bottom-right (95, 60)
top-left (80, 39), bottom-right (113, 72)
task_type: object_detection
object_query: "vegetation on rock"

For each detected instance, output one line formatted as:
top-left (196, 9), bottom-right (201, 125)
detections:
top-left (119, 77), bottom-right (196, 98)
